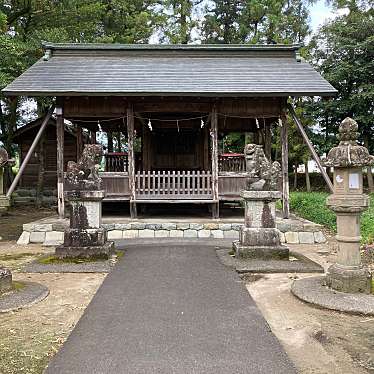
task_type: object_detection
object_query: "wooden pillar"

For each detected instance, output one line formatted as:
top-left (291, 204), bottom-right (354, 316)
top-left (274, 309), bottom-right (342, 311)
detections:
top-left (280, 113), bottom-right (290, 218)
top-left (107, 132), bottom-right (113, 153)
top-left (264, 123), bottom-right (272, 161)
top-left (127, 104), bottom-right (137, 218)
top-left (76, 125), bottom-right (83, 161)
top-left (211, 105), bottom-right (219, 219)
top-left (90, 130), bottom-right (97, 144)
top-left (56, 104), bottom-right (65, 219)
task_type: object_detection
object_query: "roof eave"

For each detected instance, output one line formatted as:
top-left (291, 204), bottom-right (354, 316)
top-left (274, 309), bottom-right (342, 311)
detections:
top-left (1, 90), bottom-right (338, 98)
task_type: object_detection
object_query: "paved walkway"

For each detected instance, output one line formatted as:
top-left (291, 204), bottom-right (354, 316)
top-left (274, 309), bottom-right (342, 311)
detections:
top-left (45, 240), bottom-right (296, 374)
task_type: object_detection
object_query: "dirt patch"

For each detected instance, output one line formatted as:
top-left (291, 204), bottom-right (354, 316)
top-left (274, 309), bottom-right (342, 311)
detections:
top-left (0, 272), bottom-right (105, 374)
top-left (0, 206), bottom-right (53, 241)
top-left (246, 234), bottom-right (374, 374)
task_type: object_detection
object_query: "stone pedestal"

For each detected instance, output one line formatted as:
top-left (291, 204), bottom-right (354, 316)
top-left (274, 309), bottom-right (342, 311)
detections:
top-left (56, 190), bottom-right (114, 259)
top-left (0, 195), bottom-right (10, 215)
top-left (324, 170), bottom-right (372, 293)
top-left (0, 267), bottom-right (12, 294)
top-left (233, 190), bottom-right (289, 259)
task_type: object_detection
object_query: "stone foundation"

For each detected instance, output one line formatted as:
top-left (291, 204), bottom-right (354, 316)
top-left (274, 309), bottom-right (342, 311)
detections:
top-left (17, 215), bottom-right (326, 246)
top-left (55, 241), bottom-right (114, 259)
top-left (326, 263), bottom-right (372, 294)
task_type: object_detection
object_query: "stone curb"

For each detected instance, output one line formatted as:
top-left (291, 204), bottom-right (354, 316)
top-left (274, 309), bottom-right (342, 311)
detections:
top-left (0, 281), bottom-right (49, 313)
top-left (18, 223), bottom-right (326, 246)
top-left (291, 276), bottom-right (374, 316)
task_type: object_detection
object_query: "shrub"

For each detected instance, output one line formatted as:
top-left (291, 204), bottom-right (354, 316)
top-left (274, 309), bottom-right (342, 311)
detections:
top-left (287, 192), bottom-right (374, 244)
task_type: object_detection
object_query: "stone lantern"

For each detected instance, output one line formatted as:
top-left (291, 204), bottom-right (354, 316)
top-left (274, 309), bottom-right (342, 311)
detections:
top-left (323, 117), bottom-right (373, 294)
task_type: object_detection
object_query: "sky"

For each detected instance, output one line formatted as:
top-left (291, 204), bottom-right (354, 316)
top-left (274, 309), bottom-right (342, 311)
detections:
top-left (310, 0), bottom-right (349, 33)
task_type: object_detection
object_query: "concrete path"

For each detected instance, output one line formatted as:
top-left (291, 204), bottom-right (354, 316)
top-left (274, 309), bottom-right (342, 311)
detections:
top-left (45, 240), bottom-right (296, 374)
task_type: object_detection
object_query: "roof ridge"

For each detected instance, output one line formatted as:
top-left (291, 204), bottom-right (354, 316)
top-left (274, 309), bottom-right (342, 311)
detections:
top-left (42, 42), bottom-right (301, 52)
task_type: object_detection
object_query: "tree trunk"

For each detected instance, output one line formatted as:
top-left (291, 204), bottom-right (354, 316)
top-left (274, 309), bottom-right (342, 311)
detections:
top-left (305, 162), bottom-right (311, 192)
top-left (36, 134), bottom-right (45, 207)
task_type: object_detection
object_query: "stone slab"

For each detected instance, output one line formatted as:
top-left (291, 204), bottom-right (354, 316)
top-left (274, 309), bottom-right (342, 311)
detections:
top-left (138, 229), bottom-right (155, 238)
top-left (17, 231), bottom-right (30, 245)
top-left (211, 229), bottom-right (224, 239)
top-left (107, 230), bottom-right (123, 240)
top-left (169, 230), bottom-right (184, 238)
top-left (291, 276), bottom-right (374, 316)
top-left (314, 231), bottom-right (326, 243)
top-left (198, 230), bottom-right (211, 238)
top-left (285, 232), bottom-right (299, 244)
top-left (122, 230), bottom-right (138, 239)
top-left (44, 231), bottom-right (64, 246)
top-left (298, 232), bottom-right (315, 244)
top-left (217, 248), bottom-right (324, 274)
top-left (0, 281), bottom-right (49, 313)
top-left (155, 230), bottom-right (170, 238)
top-left (184, 229), bottom-right (198, 238)
top-left (29, 231), bottom-right (46, 243)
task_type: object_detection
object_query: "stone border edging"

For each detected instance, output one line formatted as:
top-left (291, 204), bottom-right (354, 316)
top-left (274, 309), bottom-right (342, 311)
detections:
top-left (17, 221), bottom-right (326, 246)
top-left (291, 276), bottom-right (374, 315)
top-left (0, 281), bottom-right (49, 313)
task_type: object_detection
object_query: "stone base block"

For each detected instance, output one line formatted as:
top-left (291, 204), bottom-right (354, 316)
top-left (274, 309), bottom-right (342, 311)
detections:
top-left (63, 228), bottom-right (106, 247)
top-left (55, 241), bottom-right (114, 259)
top-left (240, 227), bottom-right (281, 247)
top-left (326, 264), bottom-right (372, 294)
top-left (0, 268), bottom-right (12, 294)
top-left (233, 240), bottom-right (289, 260)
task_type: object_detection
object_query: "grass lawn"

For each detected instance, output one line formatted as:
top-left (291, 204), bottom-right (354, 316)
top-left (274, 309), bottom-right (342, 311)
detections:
top-left (288, 192), bottom-right (374, 245)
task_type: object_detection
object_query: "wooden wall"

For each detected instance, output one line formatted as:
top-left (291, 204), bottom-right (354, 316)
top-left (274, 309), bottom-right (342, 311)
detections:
top-left (17, 126), bottom-right (77, 188)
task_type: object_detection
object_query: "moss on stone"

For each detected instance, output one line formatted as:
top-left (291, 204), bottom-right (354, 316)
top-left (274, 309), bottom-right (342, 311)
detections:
top-left (12, 281), bottom-right (26, 291)
top-left (37, 251), bottom-right (123, 265)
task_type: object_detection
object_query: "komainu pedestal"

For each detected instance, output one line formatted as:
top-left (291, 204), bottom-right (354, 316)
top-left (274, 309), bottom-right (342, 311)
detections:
top-left (233, 191), bottom-right (289, 259)
top-left (233, 144), bottom-right (289, 259)
top-left (55, 144), bottom-right (114, 259)
top-left (0, 267), bottom-right (12, 294)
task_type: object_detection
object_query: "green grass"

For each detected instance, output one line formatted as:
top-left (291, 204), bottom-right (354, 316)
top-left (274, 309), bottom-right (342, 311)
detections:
top-left (287, 192), bottom-right (374, 245)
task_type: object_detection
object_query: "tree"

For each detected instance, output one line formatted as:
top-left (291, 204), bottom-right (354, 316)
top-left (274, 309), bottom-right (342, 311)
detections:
top-left (157, 0), bottom-right (203, 44)
top-left (202, 0), bottom-right (313, 44)
top-left (306, 1), bottom-right (374, 187)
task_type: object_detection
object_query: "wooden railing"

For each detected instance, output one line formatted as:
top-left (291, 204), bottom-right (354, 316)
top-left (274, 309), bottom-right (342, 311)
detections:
top-left (105, 153), bottom-right (128, 172)
top-left (135, 170), bottom-right (212, 199)
top-left (218, 153), bottom-right (245, 173)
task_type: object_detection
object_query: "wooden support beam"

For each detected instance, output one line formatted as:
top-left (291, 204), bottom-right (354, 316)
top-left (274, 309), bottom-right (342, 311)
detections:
top-left (56, 105), bottom-right (65, 219)
top-left (280, 114), bottom-right (290, 219)
top-left (6, 105), bottom-right (55, 198)
top-left (127, 104), bottom-right (137, 218)
top-left (264, 123), bottom-right (272, 161)
top-left (287, 103), bottom-right (333, 193)
top-left (211, 105), bottom-right (219, 219)
top-left (76, 125), bottom-right (83, 160)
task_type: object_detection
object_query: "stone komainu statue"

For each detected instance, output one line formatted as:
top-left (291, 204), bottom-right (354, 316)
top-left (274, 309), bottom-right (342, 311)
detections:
top-left (66, 144), bottom-right (103, 190)
top-left (244, 144), bottom-right (281, 191)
